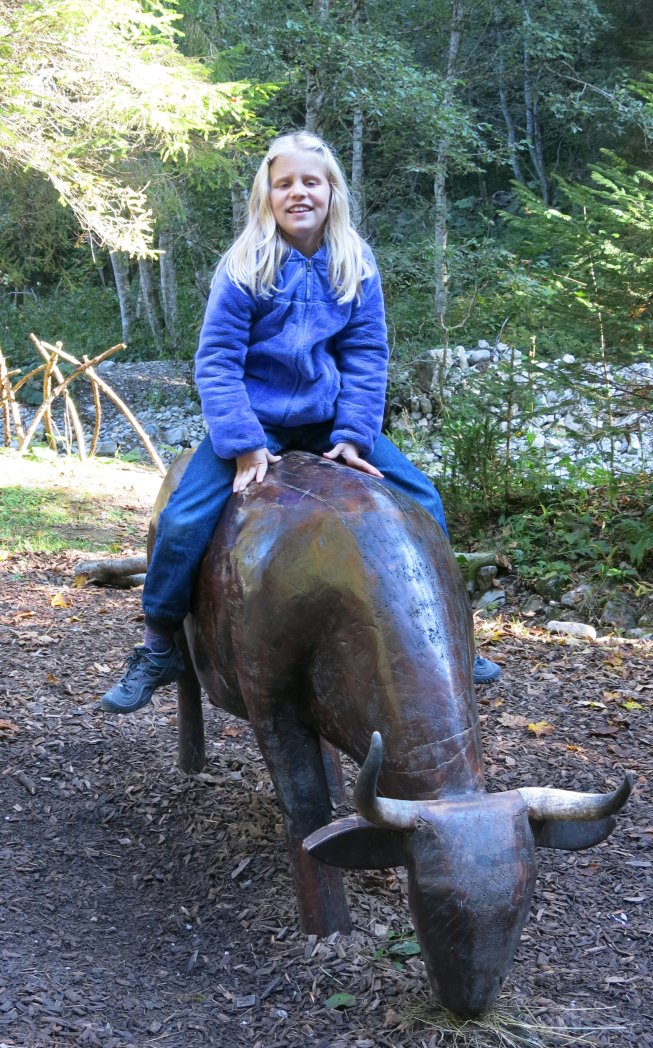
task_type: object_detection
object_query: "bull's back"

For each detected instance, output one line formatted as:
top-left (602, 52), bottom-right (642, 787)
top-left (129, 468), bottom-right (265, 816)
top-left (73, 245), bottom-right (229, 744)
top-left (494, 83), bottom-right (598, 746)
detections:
top-left (184, 452), bottom-right (483, 797)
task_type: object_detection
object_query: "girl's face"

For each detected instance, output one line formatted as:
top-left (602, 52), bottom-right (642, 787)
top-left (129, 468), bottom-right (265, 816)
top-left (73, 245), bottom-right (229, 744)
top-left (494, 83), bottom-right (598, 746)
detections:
top-left (268, 151), bottom-right (331, 256)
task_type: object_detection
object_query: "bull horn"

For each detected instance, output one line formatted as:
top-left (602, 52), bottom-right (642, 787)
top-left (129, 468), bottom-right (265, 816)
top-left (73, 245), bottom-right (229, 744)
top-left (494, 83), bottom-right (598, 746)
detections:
top-left (518, 772), bottom-right (634, 821)
top-left (352, 732), bottom-right (421, 830)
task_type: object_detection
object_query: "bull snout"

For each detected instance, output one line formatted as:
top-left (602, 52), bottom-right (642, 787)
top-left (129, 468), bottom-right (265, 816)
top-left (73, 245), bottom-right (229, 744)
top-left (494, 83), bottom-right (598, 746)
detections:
top-left (404, 795), bottom-right (538, 1015)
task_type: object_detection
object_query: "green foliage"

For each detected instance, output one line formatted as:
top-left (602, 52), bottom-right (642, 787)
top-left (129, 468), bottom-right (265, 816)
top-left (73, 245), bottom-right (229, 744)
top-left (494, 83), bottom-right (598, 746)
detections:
top-left (499, 479), bottom-right (653, 586)
top-left (0, 276), bottom-right (205, 367)
top-left (506, 148), bottom-right (653, 353)
top-left (0, 0), bottom-right (263, 254)
top-left (373, 928), bottom-right (421, 972)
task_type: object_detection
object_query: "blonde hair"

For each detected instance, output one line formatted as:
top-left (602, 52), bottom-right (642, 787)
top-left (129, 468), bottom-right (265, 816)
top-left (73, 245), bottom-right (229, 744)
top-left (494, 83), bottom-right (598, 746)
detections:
top-left (216, 131), bottom-right (373, 303)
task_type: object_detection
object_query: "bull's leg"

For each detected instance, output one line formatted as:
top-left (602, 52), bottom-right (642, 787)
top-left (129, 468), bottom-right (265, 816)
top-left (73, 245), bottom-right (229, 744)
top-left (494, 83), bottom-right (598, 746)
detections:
top-left (320, 738), bottom-right (347, 807)
top-left (250, 714), bottom-right (352, 937)
top-left (175, 630), bottom-right (205, 774)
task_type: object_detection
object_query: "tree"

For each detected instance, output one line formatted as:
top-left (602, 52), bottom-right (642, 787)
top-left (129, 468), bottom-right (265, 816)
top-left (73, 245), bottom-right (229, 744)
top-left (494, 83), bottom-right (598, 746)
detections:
top-left (507, 142), bottom-right (653, 352)
top-left (0, 0), bottom-right (260, 255)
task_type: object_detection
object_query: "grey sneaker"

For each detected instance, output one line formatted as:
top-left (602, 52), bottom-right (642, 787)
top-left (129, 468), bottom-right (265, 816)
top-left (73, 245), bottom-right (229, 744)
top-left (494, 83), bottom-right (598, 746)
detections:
top-left (101, 645), bottom-right (185, 714)
top-left (473, 655), bottom-right (501, 684)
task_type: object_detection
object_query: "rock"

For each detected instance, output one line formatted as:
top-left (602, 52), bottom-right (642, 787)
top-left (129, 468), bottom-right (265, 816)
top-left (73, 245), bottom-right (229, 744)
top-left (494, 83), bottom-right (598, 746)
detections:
top-left (560, 583), bottom-right (593, 608)
top-left (534, 576), bottom-right (567, 601)
top-left (625, 433), bottom-right (641, 454)
top-left (96, 439), bottom-right (118, 456)
top-left (637, 609), bottom-right (653, 628)
top-left (467, 349), bottom-right (491, 365)
top-left (624, 628), bottom-right (653, 640)
top-left (161, 424), bottom-right (190, 447)
top-left (453, 346), bottom-right (468, 370)
top-left (413, 349), bottom-right (452, 391)
top-left (476, 566), bottom-right (498, 594)
top-left (522, 594), bottom-right (545, 615)
top-left (474, 589), bottom-right (505, 610)
top-left (561, 415), bottom-right (586, 435)
top-left (600, 599), bottom-right (638, 631)
top-left (546, 620), bottom-right (597, 641)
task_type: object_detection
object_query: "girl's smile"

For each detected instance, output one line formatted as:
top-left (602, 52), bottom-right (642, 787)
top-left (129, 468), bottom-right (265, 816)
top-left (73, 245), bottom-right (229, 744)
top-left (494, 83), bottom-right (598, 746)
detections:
top-left (269, 152), bottom-right (331, 256)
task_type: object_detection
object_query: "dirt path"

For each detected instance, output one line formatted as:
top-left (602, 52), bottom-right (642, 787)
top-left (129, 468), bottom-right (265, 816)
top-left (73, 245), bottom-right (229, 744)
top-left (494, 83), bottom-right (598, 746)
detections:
top-left (1, 459), bottom-right (651, 1047)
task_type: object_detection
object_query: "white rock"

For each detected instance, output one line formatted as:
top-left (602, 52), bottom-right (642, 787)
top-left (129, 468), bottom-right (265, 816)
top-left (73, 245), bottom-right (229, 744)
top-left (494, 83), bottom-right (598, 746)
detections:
top-left (626, 433), bottom-right (641, 453)
top-left (562, 415), bottom-right (585, 435)
top-left (467, 349), bottom-right (491, 364)
top-left (546, 620), bottom-right (597, 641)
top-left (453, 346), bottom-right (469, 369)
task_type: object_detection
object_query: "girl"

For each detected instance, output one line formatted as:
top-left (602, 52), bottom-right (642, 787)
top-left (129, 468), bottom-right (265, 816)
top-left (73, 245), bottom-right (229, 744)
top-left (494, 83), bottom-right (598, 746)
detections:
top-left (101, 131), bottom-right (499, 714)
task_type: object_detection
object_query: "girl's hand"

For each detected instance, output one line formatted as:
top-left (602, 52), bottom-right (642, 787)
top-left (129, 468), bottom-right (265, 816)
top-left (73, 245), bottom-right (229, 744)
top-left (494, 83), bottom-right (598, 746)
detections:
top-left (233, 448), bottom-right (282, 493)
top-left (323, 442), bottom-right (383, 478)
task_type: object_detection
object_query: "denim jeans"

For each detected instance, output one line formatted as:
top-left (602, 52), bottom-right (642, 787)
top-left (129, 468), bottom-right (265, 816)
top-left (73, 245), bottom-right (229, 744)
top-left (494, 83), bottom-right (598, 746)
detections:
top-left (143, 421), bottom-right (448, 630)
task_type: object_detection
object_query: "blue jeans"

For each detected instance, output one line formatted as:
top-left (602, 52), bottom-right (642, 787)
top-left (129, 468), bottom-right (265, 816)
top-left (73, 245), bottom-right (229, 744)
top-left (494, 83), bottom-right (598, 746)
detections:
top-left (144, 422), bottom-right (448, 630)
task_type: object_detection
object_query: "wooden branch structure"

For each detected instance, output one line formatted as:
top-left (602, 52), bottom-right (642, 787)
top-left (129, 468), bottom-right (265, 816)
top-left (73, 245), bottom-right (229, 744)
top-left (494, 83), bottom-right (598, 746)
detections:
top-left (0, 337), bottom-right (166, 476)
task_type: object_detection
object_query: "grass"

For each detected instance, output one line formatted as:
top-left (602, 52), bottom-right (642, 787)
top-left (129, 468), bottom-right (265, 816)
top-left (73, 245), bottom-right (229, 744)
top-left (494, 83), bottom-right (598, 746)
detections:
top-left (0, 484), bottom-right (128, 554)
top-left (403, 998), bottom-right (623, 1048)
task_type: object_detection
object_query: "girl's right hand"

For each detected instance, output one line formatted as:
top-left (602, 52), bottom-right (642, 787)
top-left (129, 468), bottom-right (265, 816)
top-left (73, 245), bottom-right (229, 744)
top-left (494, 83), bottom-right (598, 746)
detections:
top-left (233, 448), bottom-right (282, 493)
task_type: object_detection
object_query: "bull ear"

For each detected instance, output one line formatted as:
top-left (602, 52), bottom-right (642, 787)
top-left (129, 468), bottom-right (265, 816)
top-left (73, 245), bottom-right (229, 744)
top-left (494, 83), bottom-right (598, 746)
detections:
top-left (304, 815), bottom-right (408, 870)
top-left (530, 815), bottom-right (616, 851)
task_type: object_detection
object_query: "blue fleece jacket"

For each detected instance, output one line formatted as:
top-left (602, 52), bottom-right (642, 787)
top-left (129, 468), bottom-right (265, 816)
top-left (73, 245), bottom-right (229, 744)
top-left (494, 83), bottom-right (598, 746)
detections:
top-left (194, 244), bottom-right (389, 459)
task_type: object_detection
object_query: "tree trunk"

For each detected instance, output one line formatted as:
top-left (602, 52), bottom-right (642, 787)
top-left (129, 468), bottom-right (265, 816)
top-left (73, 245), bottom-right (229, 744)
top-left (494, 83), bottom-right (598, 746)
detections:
top-left (137, 258), bottom-right (165, 352)
top-left (158, 231), bottom-right (180, 352)
top-left (521, 0), bottom-right (549, 203)
top-left (305, 0), bottom-right (330, 135)
top-left (434, 0), bottom-right (464, 329)
top-left (351, 106), bottom-right (366, 231)
top-left (231, 182), bottom-right (249, 237)
top-left (109, 251), bottom-right (135, 345)
top-left (350, 0), bottom-right (366, 232)
top-left (493, 8), bottom-right (526, 185)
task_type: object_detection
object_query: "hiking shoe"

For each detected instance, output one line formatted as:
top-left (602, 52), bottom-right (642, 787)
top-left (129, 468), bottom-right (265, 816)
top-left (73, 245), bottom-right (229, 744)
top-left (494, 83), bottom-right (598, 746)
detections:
top-left (473, 655), bottom-right (501, 685)
top-left (101, 645), bottom-right (185, 714)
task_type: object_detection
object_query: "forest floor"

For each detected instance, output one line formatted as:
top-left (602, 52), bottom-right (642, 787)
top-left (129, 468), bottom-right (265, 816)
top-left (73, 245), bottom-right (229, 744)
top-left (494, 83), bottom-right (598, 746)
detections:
top-left (0, 455), bottom-right (651, 1048)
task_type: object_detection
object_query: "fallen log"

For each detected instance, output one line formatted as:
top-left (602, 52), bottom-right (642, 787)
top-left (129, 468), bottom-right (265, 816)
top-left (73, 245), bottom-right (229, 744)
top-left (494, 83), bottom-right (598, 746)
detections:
top-left (74, 554), bottom-right (147, 588)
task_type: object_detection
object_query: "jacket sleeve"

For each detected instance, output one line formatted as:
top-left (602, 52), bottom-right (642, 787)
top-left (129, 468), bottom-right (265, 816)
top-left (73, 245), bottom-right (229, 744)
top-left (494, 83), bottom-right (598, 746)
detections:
top-left (194, 272), bottom-right (267, 459)
top-left (329, 262), bottom-right (389, 457)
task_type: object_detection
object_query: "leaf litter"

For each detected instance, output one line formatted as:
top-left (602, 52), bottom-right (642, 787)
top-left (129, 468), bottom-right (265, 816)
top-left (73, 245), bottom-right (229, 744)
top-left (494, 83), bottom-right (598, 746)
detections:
top-left (0, 466), bottom-right (651, 1048)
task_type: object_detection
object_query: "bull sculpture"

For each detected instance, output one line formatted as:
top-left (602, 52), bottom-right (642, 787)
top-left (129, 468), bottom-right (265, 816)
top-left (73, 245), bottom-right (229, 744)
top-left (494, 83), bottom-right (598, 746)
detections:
top-left (152, 450), bottom-right (632, 1017)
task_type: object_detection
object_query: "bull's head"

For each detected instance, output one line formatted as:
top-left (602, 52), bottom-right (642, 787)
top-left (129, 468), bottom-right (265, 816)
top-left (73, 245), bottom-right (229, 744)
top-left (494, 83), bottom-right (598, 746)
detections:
top-left (304, 732), bottom-right (633, 1016)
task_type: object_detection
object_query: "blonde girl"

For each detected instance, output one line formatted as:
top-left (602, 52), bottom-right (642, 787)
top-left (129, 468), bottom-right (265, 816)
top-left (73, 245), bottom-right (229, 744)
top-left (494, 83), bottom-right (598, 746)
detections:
top-left (101, 131), bottom-right (499, 714)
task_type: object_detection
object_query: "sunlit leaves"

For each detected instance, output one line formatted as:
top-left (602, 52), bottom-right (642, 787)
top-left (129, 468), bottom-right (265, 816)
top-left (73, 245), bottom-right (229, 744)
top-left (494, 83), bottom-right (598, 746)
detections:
top-left (0, 0), bottom-right (261, 254)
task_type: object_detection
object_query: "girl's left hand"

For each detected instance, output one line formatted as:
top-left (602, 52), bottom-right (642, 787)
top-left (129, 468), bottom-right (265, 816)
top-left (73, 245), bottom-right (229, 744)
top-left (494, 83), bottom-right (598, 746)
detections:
top-left (323, 442), bottom-right (383, 478)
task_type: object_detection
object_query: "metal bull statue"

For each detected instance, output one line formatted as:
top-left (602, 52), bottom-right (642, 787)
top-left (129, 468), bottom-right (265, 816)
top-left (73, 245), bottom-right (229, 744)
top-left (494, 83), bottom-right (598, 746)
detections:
top-left (152, 450), bottom-right (632, 1017)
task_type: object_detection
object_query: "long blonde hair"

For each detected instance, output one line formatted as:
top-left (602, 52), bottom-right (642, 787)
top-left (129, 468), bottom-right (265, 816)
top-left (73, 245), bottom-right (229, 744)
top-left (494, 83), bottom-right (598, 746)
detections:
top-left (216, 131), bottom-right (373, 303)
